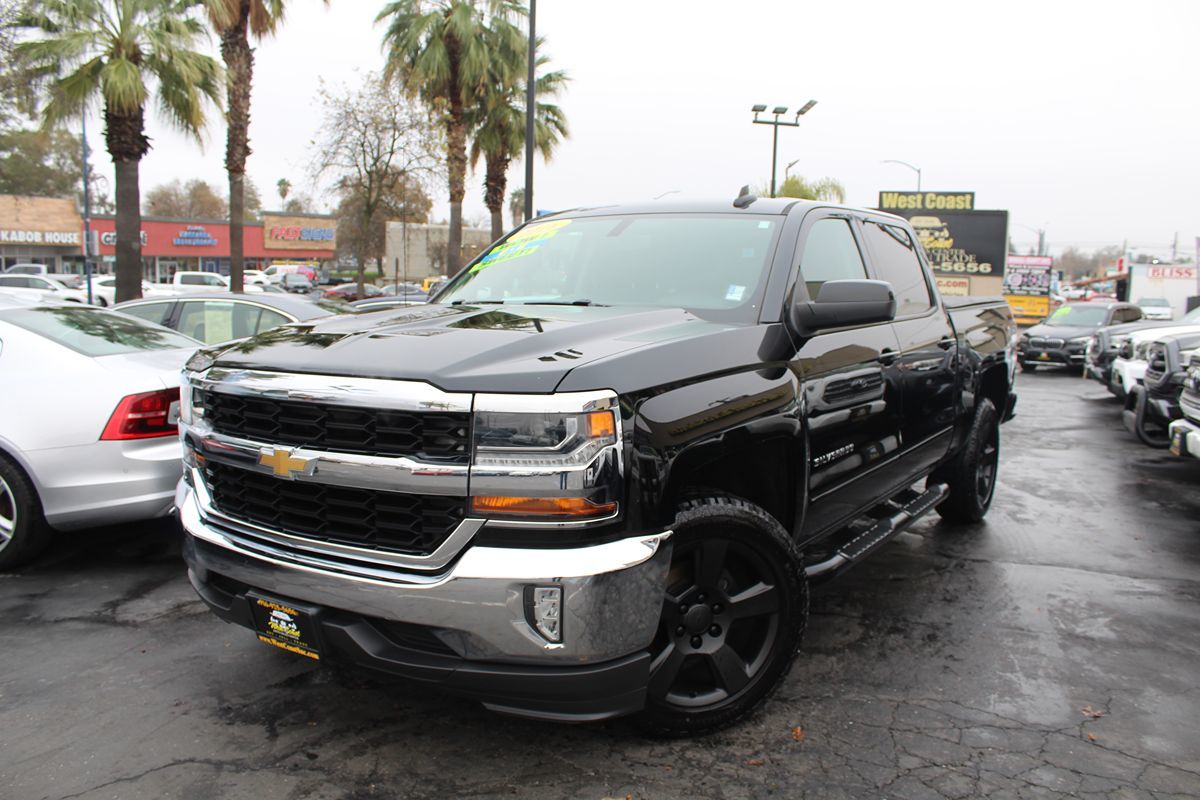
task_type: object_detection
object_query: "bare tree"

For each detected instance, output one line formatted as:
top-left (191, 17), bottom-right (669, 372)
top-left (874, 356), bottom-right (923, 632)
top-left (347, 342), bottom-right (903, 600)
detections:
top-left (312, 73), bottom-right (442, 295)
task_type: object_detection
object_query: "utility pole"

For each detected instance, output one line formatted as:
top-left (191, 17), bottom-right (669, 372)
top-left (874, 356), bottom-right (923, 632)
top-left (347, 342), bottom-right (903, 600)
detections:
top-left (1172, 231), bottom-right (1178, 262)
top-left (81, 114), bottom-right (94, 305)
top-left (523, 0), bottom-right (536, 222)
top-left (1037, 228), bottom-right (1046, 257)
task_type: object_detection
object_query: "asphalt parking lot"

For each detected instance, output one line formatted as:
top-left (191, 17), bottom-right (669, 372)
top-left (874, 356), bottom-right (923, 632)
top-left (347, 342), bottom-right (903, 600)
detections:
top-left (2, 371), bottom-right (1199, 800)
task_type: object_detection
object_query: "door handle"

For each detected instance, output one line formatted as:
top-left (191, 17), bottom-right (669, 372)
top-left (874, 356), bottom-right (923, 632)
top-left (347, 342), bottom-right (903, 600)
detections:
top-left (878, 348), bottom-right (897, 365)
top-left (937, 338), bottom-right (955, 350)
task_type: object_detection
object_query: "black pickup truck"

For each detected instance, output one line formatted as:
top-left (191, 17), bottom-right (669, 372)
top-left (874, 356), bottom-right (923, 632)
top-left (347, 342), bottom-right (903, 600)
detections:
top-left (176, 196), bottom-right (1017, 735)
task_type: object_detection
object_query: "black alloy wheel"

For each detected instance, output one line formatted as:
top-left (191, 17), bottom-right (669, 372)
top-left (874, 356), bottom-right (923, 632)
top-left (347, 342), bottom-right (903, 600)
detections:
top-left (638, 496), bottom-right (806, 737)
top-left (934, 398), bottom-right (1000, 524)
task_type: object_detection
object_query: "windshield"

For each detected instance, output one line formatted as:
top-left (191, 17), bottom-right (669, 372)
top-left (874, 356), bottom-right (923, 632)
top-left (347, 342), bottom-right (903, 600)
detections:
top-left (1043, 304), bottom-right (1109, 327)
top-left (437, 213), bottom-right (782, 320)
top-left (1137, 298), bottom-right (1169, 306)
top-left (1, 306), bottom-right (197, 356)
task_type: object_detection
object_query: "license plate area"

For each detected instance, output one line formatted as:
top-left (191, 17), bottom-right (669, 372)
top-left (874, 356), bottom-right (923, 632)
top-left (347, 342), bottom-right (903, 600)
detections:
top-left (1170, 429), bottom-right (1186, 456)
top-left (248, 593), bottom-right (322, 660)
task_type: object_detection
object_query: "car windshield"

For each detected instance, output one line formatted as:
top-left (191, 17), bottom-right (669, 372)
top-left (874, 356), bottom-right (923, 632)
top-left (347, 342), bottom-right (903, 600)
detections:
top-left (1043, 304), bottom-right (1109, 327)
top-left (2, 306), bottom-right (197, 356)
top-left (1137, 298), bottom-right (1169, 306)
top-left (437, 213), bottom-right (782, 320)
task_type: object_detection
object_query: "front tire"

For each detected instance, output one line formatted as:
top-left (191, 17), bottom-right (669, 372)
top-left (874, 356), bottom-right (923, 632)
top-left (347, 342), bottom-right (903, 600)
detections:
top-left (0, 455), bottom-right (53, 571)
top-left (933, 398), bottom-right (1000, 523)
top-left (636, 496), bottom-right (807, 737)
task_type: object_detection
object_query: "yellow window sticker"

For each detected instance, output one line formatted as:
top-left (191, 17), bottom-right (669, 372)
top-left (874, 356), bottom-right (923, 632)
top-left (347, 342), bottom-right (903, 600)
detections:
top-left (470, 219), bottom-right (572, 273)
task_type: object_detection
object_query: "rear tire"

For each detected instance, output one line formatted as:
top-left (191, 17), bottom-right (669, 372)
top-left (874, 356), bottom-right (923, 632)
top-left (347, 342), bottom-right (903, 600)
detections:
top-left (636, 496), bottom-right (807, 737)
top-left (0, 455), bottom-right (53, 571)
top-left (933, 399), bottom-right (1000, 524)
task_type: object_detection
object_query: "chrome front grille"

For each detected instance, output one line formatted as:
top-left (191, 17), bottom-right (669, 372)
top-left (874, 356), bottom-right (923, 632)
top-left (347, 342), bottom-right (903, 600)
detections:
top-left (203, 389), bottom-right (470, 463)
top-left (203, 461), bottom-right (466, 555)
top-left (1028, 337), bottom-right (1064, 349)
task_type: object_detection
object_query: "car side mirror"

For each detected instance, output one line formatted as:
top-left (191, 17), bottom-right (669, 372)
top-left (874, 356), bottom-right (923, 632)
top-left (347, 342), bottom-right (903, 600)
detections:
top-left (788, 279), bottom-right (897, 338)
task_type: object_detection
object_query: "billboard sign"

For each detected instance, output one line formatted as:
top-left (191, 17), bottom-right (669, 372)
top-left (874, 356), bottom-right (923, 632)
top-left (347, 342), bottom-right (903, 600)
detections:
top-left (877, 193), bottom-right (1007, 283)
top-left (1004, 255), bottom-right (1054, 322)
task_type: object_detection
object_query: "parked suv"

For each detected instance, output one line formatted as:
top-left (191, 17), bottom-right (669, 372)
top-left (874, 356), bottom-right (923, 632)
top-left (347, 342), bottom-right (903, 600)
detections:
top-left (1124, 332), bottom-right (1200, 447)
top-left (1169, 351), bottom-right (1200, 458)
top-left (1019, 301), bottom-right (1142, 371)
top-left (176, 197), bottom-right (1016, 735)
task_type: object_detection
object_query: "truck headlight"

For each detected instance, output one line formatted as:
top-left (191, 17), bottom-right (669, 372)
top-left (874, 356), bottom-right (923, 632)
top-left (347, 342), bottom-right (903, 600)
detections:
top-left (470, 392), bottom-right (622, 523)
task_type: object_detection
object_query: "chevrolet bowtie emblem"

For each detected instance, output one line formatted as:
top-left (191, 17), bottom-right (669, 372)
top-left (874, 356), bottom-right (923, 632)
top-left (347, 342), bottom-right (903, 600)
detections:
top-left (258, 447), bottom-right (316, 480)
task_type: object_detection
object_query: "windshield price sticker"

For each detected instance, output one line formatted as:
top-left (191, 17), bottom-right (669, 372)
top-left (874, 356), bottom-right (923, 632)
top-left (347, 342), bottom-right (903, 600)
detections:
top-left (471, 219), bottom-right (573, 273)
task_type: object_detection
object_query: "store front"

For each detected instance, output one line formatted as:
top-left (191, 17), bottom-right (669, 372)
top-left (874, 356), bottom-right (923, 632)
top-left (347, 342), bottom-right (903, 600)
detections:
top-left (90, 211), bottom-right (338, 282)
top-left (0, 195), bottom-right (85, 273)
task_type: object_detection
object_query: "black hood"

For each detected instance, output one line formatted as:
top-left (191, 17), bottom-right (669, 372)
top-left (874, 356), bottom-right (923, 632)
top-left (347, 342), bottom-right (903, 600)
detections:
top-left (209, 303), bottom-right (740, 393)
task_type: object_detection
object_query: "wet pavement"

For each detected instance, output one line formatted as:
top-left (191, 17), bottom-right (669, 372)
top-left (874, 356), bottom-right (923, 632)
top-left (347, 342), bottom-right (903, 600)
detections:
top-left (2, 371), bottom-right (1199, 799)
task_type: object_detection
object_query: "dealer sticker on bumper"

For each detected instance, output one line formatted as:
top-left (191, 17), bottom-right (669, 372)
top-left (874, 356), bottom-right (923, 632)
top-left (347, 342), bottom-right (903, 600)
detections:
top-left (248, 594), bottom-right (321, 660)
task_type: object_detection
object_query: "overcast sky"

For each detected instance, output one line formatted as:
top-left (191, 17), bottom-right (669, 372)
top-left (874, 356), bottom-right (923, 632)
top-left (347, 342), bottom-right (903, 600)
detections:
top-left (83, 0), bottom-right (1199, 260)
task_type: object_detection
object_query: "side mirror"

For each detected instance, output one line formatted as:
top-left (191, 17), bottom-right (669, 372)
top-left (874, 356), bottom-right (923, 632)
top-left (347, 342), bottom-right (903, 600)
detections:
top-left (788, 279), bottom-right (897, 337)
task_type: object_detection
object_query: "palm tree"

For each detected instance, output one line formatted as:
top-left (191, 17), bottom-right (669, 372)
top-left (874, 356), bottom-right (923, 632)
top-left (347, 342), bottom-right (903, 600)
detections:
top-left (15, 1), bottom-right (222, 303)
top-left (205, 0), bottom-right (291, 294)
top-left (773, 175), bottom-right (846, 203)
top-left (379, 0), bottom-right (522, 274)
top-left (509, 186), bottom-right (525, 228)
top-left (469, 33), bottom-right (567, 241)
top-left (276, 177), bottom-right (291, 203)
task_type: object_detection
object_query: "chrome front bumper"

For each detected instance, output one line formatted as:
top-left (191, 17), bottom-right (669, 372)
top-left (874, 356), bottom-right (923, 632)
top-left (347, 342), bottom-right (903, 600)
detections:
top-left (177, 480), bottom-right (672, 666)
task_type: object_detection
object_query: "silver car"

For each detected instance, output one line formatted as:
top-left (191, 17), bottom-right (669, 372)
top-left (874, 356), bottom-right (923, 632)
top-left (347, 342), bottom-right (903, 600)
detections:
top-left (0, 303), bottom-right (200, 569)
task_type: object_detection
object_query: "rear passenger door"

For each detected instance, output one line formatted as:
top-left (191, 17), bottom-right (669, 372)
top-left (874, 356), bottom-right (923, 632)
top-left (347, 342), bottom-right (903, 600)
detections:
top-left (791, 211), bottom-right (907, 538)
top-left (859, 217), bottom-right (957, 478)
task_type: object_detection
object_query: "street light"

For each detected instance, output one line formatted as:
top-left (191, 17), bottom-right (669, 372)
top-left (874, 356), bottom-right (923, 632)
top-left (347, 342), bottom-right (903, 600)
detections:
top-left (882, 159), bottom-right (922, 192)
top-left (752, 100), bottom-right (817, 197)
top-left (523, 0), bottom-right (537, 222)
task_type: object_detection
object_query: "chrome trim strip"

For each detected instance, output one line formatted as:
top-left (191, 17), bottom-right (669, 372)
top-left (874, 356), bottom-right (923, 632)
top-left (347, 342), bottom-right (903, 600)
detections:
top-left (189, 467), bottom-right (479, 571)
top-left (197, 368), bottom-right (474, 413)
top-left (192, 427), bottom-right (469, 495)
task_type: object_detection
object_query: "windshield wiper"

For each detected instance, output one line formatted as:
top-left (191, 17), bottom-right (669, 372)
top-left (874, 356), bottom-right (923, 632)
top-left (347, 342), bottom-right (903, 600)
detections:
top-left (521, 299), bottom-right (608, 307)
top-left (450, 299), bottom-right (505, 305)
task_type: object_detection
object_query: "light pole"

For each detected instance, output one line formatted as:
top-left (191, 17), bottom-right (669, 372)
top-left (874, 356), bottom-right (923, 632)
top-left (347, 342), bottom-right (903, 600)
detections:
top-left (752, 100), bottom-right (816, 197)
top-left (784, 159), bottom-right (800, 182)
top-left (523, 0), bottom-right (536, 222)
top-left (882, 159), bottom-right (921, 192)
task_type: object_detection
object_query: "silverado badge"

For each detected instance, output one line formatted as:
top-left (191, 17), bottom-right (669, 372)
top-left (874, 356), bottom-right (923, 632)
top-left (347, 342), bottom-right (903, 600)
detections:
top-left (258, 447), bottom-right (316, 480)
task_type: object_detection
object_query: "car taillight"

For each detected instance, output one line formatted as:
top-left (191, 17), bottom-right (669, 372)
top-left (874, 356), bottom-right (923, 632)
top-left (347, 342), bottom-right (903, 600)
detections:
top-left (100, 388), bottom-right (180, 440)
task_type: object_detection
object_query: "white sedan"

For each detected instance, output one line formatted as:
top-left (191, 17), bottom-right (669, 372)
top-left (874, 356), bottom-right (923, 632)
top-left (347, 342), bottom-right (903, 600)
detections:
top-left (86, 275), bottom-right (175, 307)
top-left (0, 303), bottom-right (200, 569)
top-left (0, 274), bottom-right (89, 304)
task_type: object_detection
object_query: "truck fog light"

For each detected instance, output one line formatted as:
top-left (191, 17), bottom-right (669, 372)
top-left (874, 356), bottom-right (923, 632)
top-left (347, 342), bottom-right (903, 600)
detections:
top-left (525, 585), bottom-right (563, 644)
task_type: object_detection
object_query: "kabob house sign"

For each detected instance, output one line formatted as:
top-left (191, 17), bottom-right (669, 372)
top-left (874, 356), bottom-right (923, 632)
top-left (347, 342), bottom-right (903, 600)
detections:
top-left (877, 191), bottom-right (1008, 296)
